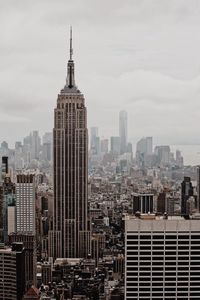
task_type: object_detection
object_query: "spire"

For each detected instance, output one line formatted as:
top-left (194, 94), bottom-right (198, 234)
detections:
top-left (70, 26), bottom-right (73, 60)
top-left (66, 26), bottom-right (75, 89)
top-left (61, 27), bottom-right (80, 94)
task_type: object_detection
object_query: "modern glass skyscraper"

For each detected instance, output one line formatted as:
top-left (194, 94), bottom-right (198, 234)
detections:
top-left (119, 110), bottom-right (127, 154)
top-left (50, 29), bottom-right (90, 258)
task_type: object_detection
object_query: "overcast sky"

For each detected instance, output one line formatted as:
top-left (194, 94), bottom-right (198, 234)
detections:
top-left (1, 0), bottom-right (200, 146)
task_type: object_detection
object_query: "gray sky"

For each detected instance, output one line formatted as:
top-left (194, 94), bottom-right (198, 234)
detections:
top-left (1, 0), bottom-right (200, 146)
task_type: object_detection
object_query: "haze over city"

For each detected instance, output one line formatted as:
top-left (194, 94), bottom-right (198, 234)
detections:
top-left (1, 0), bottom-right (200, 145)
top-left (2, 1), bottom-right (200, 300)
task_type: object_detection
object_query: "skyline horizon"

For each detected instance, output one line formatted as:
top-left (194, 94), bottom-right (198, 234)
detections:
top-left (1, 129), bottom-right (200, 166)
top-left (1, 1), bottom-right (200, 146)
top-left (1, 129), bottom-right (200, 148)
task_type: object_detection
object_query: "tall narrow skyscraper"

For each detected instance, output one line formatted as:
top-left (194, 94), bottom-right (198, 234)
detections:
top-left (119, 110), bottom-right (127, 154)
top-left (50, 29), bottom-right (90, 258)
top-left (181, 176), bottom-right (193, 215)
top-left (16, 174), bottom-right (36, 234)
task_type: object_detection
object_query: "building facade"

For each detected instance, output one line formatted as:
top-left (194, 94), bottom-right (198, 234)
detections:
top-left (0, 243), bottom-right (25, 300)
top-left (50, 29), bottom-right (90, 258)
top-left (132, 193), bottom-right (154, 214)
top-left (125, 216), bottom-right (200, 299)
top-left (16, 174), bottom-right (36, 234)
top-left (181, 176), bottom-right (193, 215)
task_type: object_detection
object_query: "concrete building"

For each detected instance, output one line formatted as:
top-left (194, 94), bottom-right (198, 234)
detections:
top-left (181, 176), bottom-right (193, 215)
top-left (8, 206), bottom-right (16, 234)
top-left (125, 215), bottom-right (200, 299)
top-left (9, 233), bottom-right (36, 287)
top-left (16, 174), bottom-right (36, 235)
top-left (49, 29), bottom-right (90, 258)
top-left (132, 193), bottom-right (154, 214)
top-left (41, 261), bottom-right (52, 285)
top-left (2, 174), bottom-right (15, 242)
top-left (0, 242), bottom-right (25, 300)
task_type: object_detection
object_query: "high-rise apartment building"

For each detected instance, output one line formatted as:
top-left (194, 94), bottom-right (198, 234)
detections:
top-left (119, 110), bottom-right (127, 154)
top-left (0, 242), bottom-right (25, 300)
top-left (125, 215), bottom-right (200, 300)
top-left (1, 157), bottom-right (16, 243)
top-left (16, 174), bottom-right (36, 234)
top-left (50, 29), bottom-right (90, 258)
top-left (9, 233), bottom-right (36, 286)
top-left (3, 177), bottom-right (15, 240)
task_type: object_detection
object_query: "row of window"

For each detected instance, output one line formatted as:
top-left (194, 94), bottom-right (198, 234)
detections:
top-left (127, 235), bottom-right (200, 239)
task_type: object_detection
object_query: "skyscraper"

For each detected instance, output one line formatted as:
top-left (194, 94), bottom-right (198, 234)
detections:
top-left (110, 136), bottom-right (120, 155)
top-left (155, 145), bottom-right (171, 166)
top-left (136, 137), bottom-right (153, 167)
top-left (119, 110), bottom-right (127, 154)
top-left (125, 215), bottom-right (200, 300)
top-left (3, 174), bottom-right (16, 242)
top-left (0, 243), bottom-right (26, 300)
top-left (16, 174), bottom-right (36, 234)
top-left (181, 176), bottom-right (193, 215)
top-left (31, 131), bottom-right (41, 160)
top-left (50, 29), bottom-right (90, 258)
top-left (90, 127), bottom-right (98, 151)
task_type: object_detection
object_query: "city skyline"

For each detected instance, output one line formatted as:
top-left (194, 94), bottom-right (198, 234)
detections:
top-left (1, 2), bottom-right (200, 299)
top-left (1, 1), bottom-right (200, 145)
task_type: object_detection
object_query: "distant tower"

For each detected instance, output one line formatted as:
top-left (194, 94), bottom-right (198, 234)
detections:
top-left (110, 136), bottom-right (120, 155)
top-left (181, 176), bottom-right (193, 215)
top-left (90, 127), bottom-right (98, 151)
top-left (50, 28), bottom-right (90, 258)
top-left (119, 110), bottom-right (127, 154)
top-left (31, 131), bottom-right (41, 160)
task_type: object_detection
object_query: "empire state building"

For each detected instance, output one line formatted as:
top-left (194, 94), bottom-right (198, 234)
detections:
top-left (50, 29), bottom-right (90, 258)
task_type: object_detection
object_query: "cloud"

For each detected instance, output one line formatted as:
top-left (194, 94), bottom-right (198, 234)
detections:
top-left (0, 0), bottom-right (200, 146)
